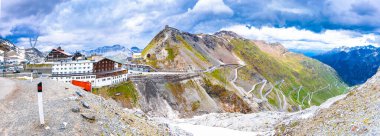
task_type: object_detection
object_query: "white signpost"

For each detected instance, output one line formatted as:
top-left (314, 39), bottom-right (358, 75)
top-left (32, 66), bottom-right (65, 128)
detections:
top-left (37, 82), bottom-right (45, 125)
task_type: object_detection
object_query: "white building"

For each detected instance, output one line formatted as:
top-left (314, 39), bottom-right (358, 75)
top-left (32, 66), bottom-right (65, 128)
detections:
top-left (132, 52), bottom-right (142, 59)
top-left (52, 60), bottom-right (94, 75)
top-left (50, 73), bottom-right (128, 88)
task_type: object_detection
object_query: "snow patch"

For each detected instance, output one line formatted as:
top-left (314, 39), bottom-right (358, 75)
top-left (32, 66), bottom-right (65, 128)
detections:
top-left (172, 123), bottom-right (269, 136)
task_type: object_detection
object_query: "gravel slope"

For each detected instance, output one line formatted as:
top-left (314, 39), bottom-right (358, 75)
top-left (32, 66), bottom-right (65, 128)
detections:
top-left (0, 79), bottom-right (184, 135)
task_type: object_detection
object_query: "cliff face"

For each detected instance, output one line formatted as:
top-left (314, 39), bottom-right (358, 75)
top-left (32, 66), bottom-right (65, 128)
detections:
top-left (131, 74), bottom-right (254, 118)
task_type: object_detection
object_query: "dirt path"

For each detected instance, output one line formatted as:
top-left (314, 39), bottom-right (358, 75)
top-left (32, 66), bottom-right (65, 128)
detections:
top-left (0, 78), bottom-right (16, 100)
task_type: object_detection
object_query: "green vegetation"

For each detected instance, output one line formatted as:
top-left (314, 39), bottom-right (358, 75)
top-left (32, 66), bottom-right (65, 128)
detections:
top-left (142, 36), bottom-right (159, 57)
top-left (146, 54), bottom-right (159, 68)
top-left (92, 81), bottom-right (139, 108)
top-left (230, 39), bottom-right (348, 107)
top-left (176, 35), bottom-right (208, 62)
top-left (207, 69), bottom-right (228, 84)
top-left (165, 44), bottom-right (178, 61)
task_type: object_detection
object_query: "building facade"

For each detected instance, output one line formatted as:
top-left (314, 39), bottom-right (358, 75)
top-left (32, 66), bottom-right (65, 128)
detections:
top-left (93, 58), bottom-right (116, 73)
top-left (52, 60), bottom-right (94, 74)
top-left (46, 47), bottom-right (72, 62)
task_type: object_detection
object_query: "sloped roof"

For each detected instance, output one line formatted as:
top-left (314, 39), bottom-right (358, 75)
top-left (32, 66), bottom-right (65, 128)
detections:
top-left (94, 57), bottom-right (123, 64)
top-left (52, 48), bottom-right (72, 56)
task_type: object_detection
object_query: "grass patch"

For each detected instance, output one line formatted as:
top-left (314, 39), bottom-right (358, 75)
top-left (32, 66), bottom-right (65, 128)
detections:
top-left (146, 54), bottom-right (159, 68)
top-left (142, 35), bottom-right (160, 57)
top-left (208, 69), bottom-right (228, 84)
top-left (165, 43), bottom-right (178, 61)
top-left (92, 81), bottom-right (139, 108)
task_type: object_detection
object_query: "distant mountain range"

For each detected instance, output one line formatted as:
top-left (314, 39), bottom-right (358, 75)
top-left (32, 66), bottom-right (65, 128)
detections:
top-left (25, 48), bottom-right (45, 63)
top-left (314, 45), bottom-right (380, 86)
top-left (79, 44), bottom-right (142, 63)
top-left (79, 44), bottom-right (129, 56)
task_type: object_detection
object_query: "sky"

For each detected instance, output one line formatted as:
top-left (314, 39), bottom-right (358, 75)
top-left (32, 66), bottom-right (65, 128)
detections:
top-left (0, 0), bottom-right (380, 52)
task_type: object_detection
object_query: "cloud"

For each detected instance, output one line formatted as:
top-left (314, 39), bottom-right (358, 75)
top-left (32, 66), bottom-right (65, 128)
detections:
top-left (222, 0), bottom-right (380, 32)
top-left (0, 0), bottom-right (68, 36)
top-left (28, 0), bottom-right (233, 52)
top-left (1, 0), bottom-right (380, 52)
top-left (14, 0), bottom-right (198, 52)
top-left (350, 1), bottom-right (377, 16)
top-left (222, 24), bottom-right (380, 50)
top-left (189, 0), bottom-right (233, 15)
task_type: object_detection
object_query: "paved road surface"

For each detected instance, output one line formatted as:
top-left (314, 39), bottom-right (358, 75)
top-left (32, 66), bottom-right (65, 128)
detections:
top-left (0, 78), bottom-right (15, 100)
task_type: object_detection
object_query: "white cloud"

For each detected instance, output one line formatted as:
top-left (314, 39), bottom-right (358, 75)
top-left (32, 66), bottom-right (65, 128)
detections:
top-left (189, 0), bottom-right (233, 15)
top-left (22, 0), bottom-right (194, 52)
top-left (222, 24), bottom-right (380, 50)
top-left (21, 0), bottom-right (234, 52)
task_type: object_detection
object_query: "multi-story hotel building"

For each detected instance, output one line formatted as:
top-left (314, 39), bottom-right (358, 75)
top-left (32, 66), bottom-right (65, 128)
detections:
top-left (50, 56), bottom-right (128, 88)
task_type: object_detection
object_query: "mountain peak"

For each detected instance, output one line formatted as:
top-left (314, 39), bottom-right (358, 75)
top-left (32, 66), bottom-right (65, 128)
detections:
top-left (214, 30), bottom-right (243, 39)
top-left (162, 25), bottom-right (181, 33)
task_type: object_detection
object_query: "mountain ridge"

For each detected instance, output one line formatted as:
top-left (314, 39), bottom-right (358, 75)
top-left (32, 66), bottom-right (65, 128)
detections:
top-left (140, 26), bottom-right (348, 112)
top-left (314, 45), bottom-right (380, 86)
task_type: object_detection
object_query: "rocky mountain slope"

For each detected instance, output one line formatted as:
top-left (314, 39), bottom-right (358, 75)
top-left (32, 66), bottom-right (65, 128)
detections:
top-left (277, 69), bottom-right (380, 135)
top-left (0, 38), bottom-right (17, 52)
top-left (156, 70), bottom-right (380, 135)
top-left (1, 38), bottom-right (44, 63)
top-left (0, 78), bottom-right (186, 135)
top-left (25, 48), bottom-right (45, 63)
top-left (314, 45), bottom-right (380, 86)
top-left (139, 26), bottom-right (348, 114)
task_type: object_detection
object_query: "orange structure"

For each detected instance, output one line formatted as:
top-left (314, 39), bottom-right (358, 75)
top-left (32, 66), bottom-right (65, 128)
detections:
top-left (71, 80), bottom-right (92, 92)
